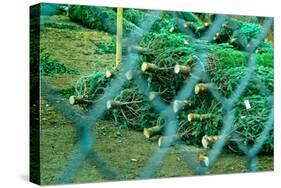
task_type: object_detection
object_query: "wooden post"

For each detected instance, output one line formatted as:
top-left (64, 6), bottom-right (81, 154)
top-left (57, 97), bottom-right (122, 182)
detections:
top-left (116, 7), bottom-right (123, 66)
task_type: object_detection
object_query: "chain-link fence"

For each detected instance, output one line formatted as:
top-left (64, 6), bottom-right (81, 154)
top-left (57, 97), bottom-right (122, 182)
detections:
top-left (40, 8), bottom-right (273, 184)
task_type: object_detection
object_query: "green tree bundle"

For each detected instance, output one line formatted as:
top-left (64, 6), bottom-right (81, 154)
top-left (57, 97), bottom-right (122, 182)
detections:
top-left (214, 17), bottom-right (272, 53)
top-left (70, 72), bottom-right (109, 107)
top-left (136, 32), bottom-right (232, 101)
top-left (175, 54), bottom-right (273, 153)
top-left (176, 65), bottom-right (273, 153)
top-left (68, 5), bottom-right (143, 35)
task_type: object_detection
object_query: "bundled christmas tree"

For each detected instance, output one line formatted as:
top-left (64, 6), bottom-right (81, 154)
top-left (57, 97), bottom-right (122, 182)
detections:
top-left (68, 5), bottom-right (144, 35)
top-left (68, 12), bottom-right (273, 153)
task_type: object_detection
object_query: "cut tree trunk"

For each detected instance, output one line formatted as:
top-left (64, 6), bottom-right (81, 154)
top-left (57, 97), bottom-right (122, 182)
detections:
top-left (125, 70), bottom-right (134, 81)
top-left (69, 95), bottom-right (85, 105)
top-left (201, 135), bottom-right (220, 148)
top-left (194, 83), bottom-right (213, 94)
top-left (106, 100), bottom-right (143, 109)
top-left (106, 100), bottom-right (123, 109)
top-left (149, 91), bottom-right (160, 101)
top-left (195, 22), bottom-right (210, 33)
top-left (141, 62), bottom-right (158, 73)
top-left (173, 100), bottom-right (192, 113)
top-left (106, 70), bottom-right (115, 78)
top-left (174, 65), bottom-right (191, 75)
top-left (187, 113), bottom-right (213, 122)
top-left (143, 125), bottom-right (163, 138)
top-left (158, 135), bottom-right (180, 148)
top-left (198, 154), bottom-right (209, 167)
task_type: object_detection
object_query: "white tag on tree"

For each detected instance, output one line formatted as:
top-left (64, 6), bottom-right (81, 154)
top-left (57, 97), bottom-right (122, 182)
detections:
top-left (244, 100), bottom-right (251, 110)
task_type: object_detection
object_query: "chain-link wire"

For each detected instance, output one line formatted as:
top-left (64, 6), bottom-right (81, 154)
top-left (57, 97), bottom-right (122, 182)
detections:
top-left (40, 8), bottom-right (274, 184)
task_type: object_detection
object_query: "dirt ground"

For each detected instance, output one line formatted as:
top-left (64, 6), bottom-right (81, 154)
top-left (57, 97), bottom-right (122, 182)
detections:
top-left (39, 15), bottom-right (273, 185)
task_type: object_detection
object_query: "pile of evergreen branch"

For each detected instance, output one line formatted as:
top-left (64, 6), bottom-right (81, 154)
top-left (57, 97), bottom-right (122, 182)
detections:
top-left (108, 87), bottom-right (159, 130)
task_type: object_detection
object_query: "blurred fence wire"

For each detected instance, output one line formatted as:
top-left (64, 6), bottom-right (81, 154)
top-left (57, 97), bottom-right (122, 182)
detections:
top-left (40, 9), bottom-right (273, 184)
